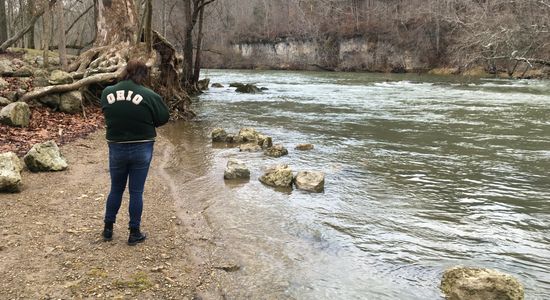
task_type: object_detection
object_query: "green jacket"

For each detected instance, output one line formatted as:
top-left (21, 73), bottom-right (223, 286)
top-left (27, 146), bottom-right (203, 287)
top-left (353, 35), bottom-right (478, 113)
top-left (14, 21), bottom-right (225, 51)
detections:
top-left (101, 80), bottom-right (170, 142)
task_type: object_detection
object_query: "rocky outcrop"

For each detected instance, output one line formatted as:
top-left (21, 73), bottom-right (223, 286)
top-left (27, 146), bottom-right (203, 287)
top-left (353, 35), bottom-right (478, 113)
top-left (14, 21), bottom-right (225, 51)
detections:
top-left (0, 102), bottom-right (31, 127)
top-left (294, 171), bottom-right (325, 192)
top-left (264, 144), bottom-right (288, 157)
top-left (49, 70), bottom-right (74, 85)
top-left (239, 143), bottom-right (262, 152)
top-left (23, 141), bottom-right (68, 172)
top-left (440, 266), bottom-right (524, 300)
top-left (295, 143), bottom-right (314, 151)
top-left (235, 84), bottom-right (261, 93)
top-left (211, 83), bottom-right (224, 88)
top-left (0, 152), bottom-right (23, 193)
top-left (223, 158), bottom-right (250, 180)
top-left (59, 91), bottom-right (82, 114)
top-left (259, 164), bottom-right (293, 188)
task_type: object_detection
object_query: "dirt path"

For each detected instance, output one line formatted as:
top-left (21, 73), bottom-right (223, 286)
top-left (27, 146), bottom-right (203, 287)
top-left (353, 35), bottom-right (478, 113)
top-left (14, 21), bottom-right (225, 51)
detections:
top-left (0, 130), bottom-right (225, 299)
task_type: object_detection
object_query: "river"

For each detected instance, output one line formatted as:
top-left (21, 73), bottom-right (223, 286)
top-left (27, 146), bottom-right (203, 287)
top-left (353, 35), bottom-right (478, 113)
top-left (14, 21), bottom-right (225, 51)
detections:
top-left (161, 70), bottom-right (550, 299)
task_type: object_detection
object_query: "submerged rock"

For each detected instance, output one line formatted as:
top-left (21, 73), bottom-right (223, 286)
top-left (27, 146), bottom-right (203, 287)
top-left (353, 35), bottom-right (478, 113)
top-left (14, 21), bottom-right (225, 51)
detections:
top-left (294, 171), bottom-right (325, 192)
top-left (295, 143), bottom-right (314, 151)
top-left (239, 143), bottom-right (262, 152)
top-left (0, 102), bottom-right (31, 127)
top-left (24, 141), bottom-right (68, 172)
top-left (440, 266), bottom-right (524, 300)
top-left (229, 82), bottom-right (244, 88)
top-left (211, 83), bottom-right (224, 88)
top-left (224, 158), bottom-right (250, 180)
top-left (235, 84), bottom-right (261, 94)
top-left (264, 144), bottom-right (288, 157)
top-left (259, 164), bottom-right (293, 188)
top-left (0, 152), bottom-right (23, 193)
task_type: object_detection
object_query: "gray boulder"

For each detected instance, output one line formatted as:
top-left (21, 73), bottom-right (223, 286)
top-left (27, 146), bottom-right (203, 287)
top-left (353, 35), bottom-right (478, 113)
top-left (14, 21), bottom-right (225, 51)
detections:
top-left (296, 143), bottom-right (314, 151)
top-left (211, 128), bottom-right (228, 142)
top-left (264, 144), bottom-right (288, 157)
top-left (0, 102), bottom-right (31, 127)
top-left (197, 78), bottom-right (210, 90)
top-left (0, 60), bottom-right (13, 76)
top-left (12, 66), bottom-right (33, 77)
top-left (24, 141), bottom-right (68, 172)
top-left (229, 82), bottom-right (244, 88)
top-left (38, 94), bottom-right (61, 109)
top-left (0, 152), bottom-right (23, 192)
top-left (259, 164), bottom-right (293, 188)
top-left (0, 77), bottom-right (8, 89)
top-left (235, 84), bottom-right (261, 93)
top-left (211, 83), bottom-right (224, 88)
top-left (441, 266), bottom-right (524, 300)
top-left (294, 171), bottom-right (325, 193)
top-left (5, 91), bottom-right (18, 102)
top-left (0, 97), bottom-right (11, 106)
top-left (223, 158), bottom-right (250, 180)
top-left (59, 91), bottom-right (82, 114)
top-left (239, 143), bottom-right (262, 152)
top-left (49, 70), bottom-right (73, 85)
top-left (33, 76), bottom-right (50, 87)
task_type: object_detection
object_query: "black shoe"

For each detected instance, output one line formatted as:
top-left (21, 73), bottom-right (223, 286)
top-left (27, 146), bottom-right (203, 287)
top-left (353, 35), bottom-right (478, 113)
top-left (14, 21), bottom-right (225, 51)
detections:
top-left (128, 227), bottom-right (147, 246)
top-left (102, 222), bottom-right (113, 241)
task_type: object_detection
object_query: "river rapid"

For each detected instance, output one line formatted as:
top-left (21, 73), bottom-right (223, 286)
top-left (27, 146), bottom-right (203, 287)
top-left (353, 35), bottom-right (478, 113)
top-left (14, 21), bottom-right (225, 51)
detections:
top-left (161, 70), bottom-right (550, 299)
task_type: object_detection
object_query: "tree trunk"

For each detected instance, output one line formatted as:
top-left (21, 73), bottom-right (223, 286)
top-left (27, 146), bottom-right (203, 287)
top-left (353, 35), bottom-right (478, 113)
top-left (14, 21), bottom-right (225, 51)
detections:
top-left (0, 0), bottom-right (7, 45)
top-left (193, 5), bottom-right (205, 83)
top-left (27, 0), bottom-right (36, 48)
top-left (182, 0), bottom-right (194, 85)
top-left (94, 0), bottom-right (138, 46)
top-left (42, 1), bottom-right (52, 67)
top-left (144, 0), bottom-right (152, 53)
top-left (0, 8), bottom-right (45, 52)
top-left (57, 0), bottom-right (67, 70)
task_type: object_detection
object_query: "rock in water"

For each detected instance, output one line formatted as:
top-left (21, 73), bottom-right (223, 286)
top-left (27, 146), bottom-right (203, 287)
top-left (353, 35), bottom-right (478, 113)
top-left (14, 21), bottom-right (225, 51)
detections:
top-left (211, 83), bottom-right (224, 88)
top-left (224, 158), bottom-right (250, 180)
top-left (198, 78), bottom-right (210, 90)
top-left (0, 102), bottom-right (31, 127)
top-left (294, 171), bottom-right (325, 192)
top-left (295, 143), bottom-right (314, 151)
top-left (236, 128), bottom-right (261, 144)
top-left (264, 144), bottom-right (288, 157)
top-left (0, 152), bottom-right (23, 193)
top-left (235, 84), bottom-right (261, 93)
top-left (24, 141), bottom-right (68, 172)
top-left (259, 164), bottom-right (293, 188)
top-left (441, 266), bottom-right (524, 300)
top-left (239, 143), bottom-right (262, 152)
top-left (211, 128), bottom-right (228, 142)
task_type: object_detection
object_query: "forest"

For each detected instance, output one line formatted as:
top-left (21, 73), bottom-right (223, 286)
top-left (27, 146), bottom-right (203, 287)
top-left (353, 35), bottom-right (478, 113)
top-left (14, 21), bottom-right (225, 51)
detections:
top-left (1, 0), bottom-right (549, 78)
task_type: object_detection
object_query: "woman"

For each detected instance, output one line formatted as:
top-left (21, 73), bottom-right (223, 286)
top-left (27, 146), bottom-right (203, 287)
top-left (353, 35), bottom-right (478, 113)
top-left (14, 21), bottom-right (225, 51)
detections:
top-left (100, 60), bottom-right (170, 245)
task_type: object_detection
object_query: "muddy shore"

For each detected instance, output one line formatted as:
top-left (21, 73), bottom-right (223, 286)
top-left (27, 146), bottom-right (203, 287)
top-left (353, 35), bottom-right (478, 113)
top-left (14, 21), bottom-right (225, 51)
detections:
top-left (0, 129), bottom-right (233, 299)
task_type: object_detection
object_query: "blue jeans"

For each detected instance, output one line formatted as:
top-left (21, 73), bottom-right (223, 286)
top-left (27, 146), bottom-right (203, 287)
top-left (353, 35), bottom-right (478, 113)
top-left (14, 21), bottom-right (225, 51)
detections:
top-left (104, 142), bottom-right (154, 229)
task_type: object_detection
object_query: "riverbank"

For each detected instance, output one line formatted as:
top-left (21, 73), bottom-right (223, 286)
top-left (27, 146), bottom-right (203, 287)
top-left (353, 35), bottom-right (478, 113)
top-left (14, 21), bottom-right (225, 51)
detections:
top-left (0, 129), bottom-right (229, 299)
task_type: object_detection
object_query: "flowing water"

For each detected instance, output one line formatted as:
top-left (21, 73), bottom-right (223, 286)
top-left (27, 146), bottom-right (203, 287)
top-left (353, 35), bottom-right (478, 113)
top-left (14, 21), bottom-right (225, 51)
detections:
top-left (162, 70), bottom-right (550, 299)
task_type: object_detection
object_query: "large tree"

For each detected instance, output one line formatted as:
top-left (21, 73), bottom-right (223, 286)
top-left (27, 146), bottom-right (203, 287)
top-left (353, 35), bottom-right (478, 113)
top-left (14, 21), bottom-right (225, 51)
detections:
top-left (21, 0), bottom-right (194, 119)
top-left (0, 0), bottom-right (7, 45)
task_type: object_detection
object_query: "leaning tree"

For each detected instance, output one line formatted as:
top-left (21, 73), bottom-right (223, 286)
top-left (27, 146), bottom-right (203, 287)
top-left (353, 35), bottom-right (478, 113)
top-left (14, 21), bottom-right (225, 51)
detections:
top-left (20, 0), bottom-right (194, 119)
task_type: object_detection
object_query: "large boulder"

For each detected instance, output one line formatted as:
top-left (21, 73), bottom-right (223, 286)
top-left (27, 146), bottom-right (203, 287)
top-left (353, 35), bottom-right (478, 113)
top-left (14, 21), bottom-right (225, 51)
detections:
top-left (211, 128), bottom-right (228, 142)
top-left (197, 78), bottom-right (210, 90)
top-left (24, 141), bottom-right (68, 172)
top-left (59, 91), bottom-right (82, 114)
top-left (440, 266), bottom-right (524, 300)
top-left (294, 171), bottom-right (325, 193)
top-left (235, 84), bottom-right (261, 93)
top-left (49, 70), bottom-right (74, 85)
top-left (0, 97), bottom-right (11, 106)
top-left (223, 158), bottom-right (250, 180)
top-left (38, 94), bottom-right (61, 109)
top-left (264, 144), bottom-right (288, 157)
top-left (12, 66), bottom-right (33, 77)
top-left (259, 164), bottom-right (293, 188)
top-left (0, 102), bottom-right (31, 127)
top-left (0, 152), bottom-right (23, 192)
top-left (236, 128), bottom-right (261, 144)
top-left (0, 60), bottom-right (14, 76)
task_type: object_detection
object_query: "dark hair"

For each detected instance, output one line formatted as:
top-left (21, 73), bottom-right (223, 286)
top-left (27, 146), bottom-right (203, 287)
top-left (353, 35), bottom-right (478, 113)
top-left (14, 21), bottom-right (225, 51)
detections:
top-left (123, 60), bottom-right (149, 85)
